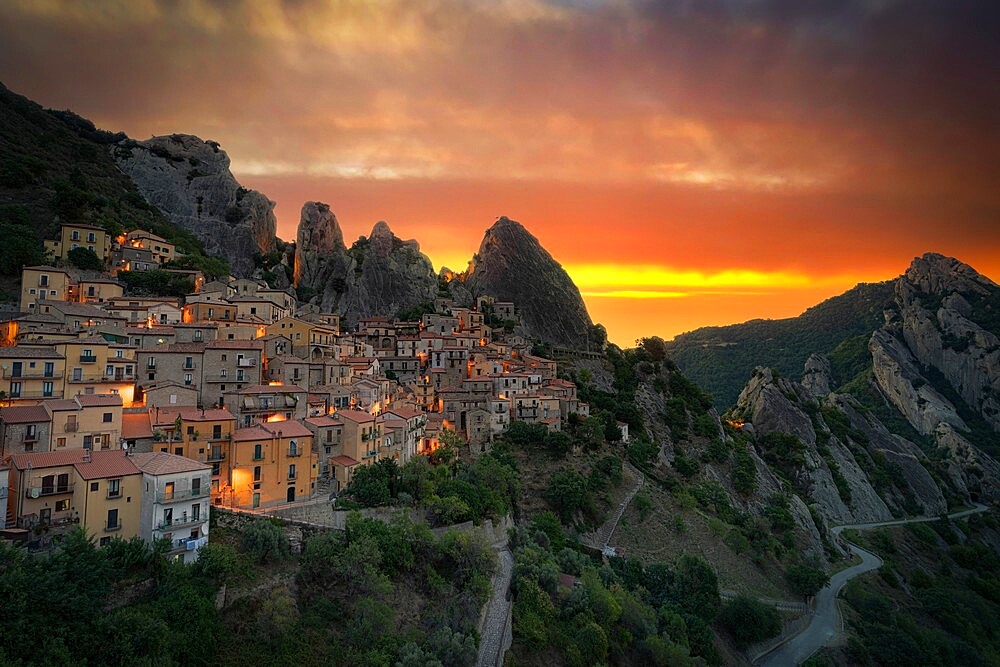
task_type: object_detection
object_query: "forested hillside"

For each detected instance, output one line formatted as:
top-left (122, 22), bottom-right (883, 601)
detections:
top-left (666, 281), bottom-right (895, 409)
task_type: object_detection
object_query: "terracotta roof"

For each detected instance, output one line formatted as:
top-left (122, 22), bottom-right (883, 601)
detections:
top-left (74, 450), bottom-right (143, 480)
top-left (233, 425), bottom-right (270, 442)
top-left (330, 454), bottom-right (361, 467)
top-left (262, 420), bottom-right (312, 438)
top-left (130, 451), bottom-right (209, 475)
top-left (0, 405), bottom-right (50, 424)
top-left (0, 347), bottom-right (63, 359)
top-left (9, 449), bottom-right (86, 470)
top-left (230, 384), bottom-right (306, 395)
top-left (304, 415), bottom-right (341, 427)
top-left (76, 394), bottom-right (123, 407)
top-left (24, 265), bottom-right (72, 275)
top-left (206, 340), bottom-right (263, 350)
top-left (122, 412), bottom-right (153, 439)
top-left (334, 409), bottom-right (375, 423)
top-left (384, 406), bottom-right (424, 420)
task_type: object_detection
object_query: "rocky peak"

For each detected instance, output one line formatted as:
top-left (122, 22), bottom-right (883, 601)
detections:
top-left (464, 216), bottom-right (594, 349)
top-left (294, 202), bottom-right (344, 287)
top-left (114, 134), bottom-right (276, 276)
top-left (902, 252), bottom-right (996, 298)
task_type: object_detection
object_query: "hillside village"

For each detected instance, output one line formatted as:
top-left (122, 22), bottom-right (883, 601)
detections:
top-left (0, 220), bottom-right (596, 561)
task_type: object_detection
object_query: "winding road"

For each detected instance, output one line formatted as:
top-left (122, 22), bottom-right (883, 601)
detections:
top-left (476, 547), bottom-right (513, 667)
top-left (756, 503), bottom-right (989, 667)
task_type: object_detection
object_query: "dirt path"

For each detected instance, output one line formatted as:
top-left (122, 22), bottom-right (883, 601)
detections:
top-left (583, 460), bottom-right (645, 551)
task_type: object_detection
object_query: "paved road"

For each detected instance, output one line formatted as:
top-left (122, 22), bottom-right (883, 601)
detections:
top-left (476, 547), bottom-right (513, 667)
top-left (757, 504), bottom-right (989, 666)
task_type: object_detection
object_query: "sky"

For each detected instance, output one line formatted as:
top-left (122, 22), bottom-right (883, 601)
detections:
top-left (1, 0), bottom-right (998, 345)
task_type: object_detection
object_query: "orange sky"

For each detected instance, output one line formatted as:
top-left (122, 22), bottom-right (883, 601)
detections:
top-left (1, 0), bottom-right (997, 345)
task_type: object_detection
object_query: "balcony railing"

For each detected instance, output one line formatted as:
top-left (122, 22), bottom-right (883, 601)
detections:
top-left (27, 484), bottom-right (73, 498)
top-left (2, 371), bottom-right (57, 379)
top-left (205, 450), bottom-right (226, 462)
top-left (79, 355), bottom-right (97, 363)
top-left (287, 447), bottom-right (301, 457)
top-left (156, 514), bottom-right (204, 531)
top-left (64, 422), bottom-right (79, 432)
top-left (156, 487), bottom-right (209, 503)
top-left (237, 358), bottom-right (258, 367)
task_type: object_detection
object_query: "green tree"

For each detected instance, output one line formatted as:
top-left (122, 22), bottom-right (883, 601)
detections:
top-left (544, 469), bottom-right (591, 523)
top-left (242, 519), bottom-right (287, 563)
top-left (717, 595), bottom-right (782, 649)
top-left (67, 245), bottom-right (104, 270)
top-left (786, 563), bottom-right (830, 597)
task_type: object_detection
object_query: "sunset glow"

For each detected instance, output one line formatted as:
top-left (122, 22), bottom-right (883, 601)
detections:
top-left (3, 0), bottom-right (996, 344)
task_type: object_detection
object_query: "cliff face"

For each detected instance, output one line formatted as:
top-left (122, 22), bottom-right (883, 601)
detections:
top-left (461, 217), bottom-right (594, 349)
top-left (114, 134), bottom-right (276, 276)
top-left (293, 202), bottom-right (438, 328)
top-left (735, 367), bottom-right (898, 524)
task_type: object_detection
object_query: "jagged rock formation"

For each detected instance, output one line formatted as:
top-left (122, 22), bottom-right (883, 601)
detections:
top-left (736, 367), bottom-right (895, 524)
top-left (294, 210), bottom-right (597, 346)
top-left (293, 202), bottom-right (438, 327)
top-left (114, 134), bottom-right (276, 275)
top-left (802, 354), bottom-right (833, 397)
top-left (893, 253), bottom-right (1000, 430)
top-left (869, 328), bottom-right (968, 435)
top-left (459, 217), bottom-right (595, 349)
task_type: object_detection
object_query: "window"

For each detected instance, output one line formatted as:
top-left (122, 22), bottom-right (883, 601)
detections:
top-left (39, 274), bottom-right (49, 287)
top-left (288, 464), bottom-right (296, 479)
top-left (9, 382), bottom-right (21, 398)
top-left (164, 481), bottom-right (175, 500)
top-left (56, 499), bottom-right (70, 512)
top-left (44, 362), bottom-right (54, 377)
top-left (83, 435), bottom-right (93, 448)
top-left (91, 482), bottom-right (99, 492)
top-left (42, 382), bottom-right (53, 398)
top-left (184, 373), bottom-right (192, 385)
top-left (108, 479), bottom-right (121, 498)
top-left (99, 537), bottom-right (111, 547)
top-left (103, 412), bottom-right (113, 423)
top-left (253, 466), bottom-right (261, 482)
top-left (187, 426), bottom-right (195, 436)
top-left (254, 443), bottom-right (263, 460)
top-left (212, 425), bottom-right (222, 439)
top-left (71, 230), bottom-right (80, 241)
top-left (56, 437), bottom-right (66, 448)
top-left (162, 508), bottom-right (173, 527)
top-left (192, 477), bottom-right (201, 494)
top-left (174, 447), bottom-right (183, 456)
top-left (87, 232), bottom-right (96, 242)
top-left (192, 504), bottom-right (200, 521)
top-left (106, 508), bottom-right (119, 531)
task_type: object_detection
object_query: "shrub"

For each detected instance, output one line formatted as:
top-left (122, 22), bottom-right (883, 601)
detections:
top-left (544, 470), bottom-right (591, 523)
top-left (717, 595), bottom-right (781, 649)
top-left (786, 563), bottom-right (829, 597)
top-left (67, 246), bottom-right (104, 270)
top-left (241, 520), bottom-right (287, 564)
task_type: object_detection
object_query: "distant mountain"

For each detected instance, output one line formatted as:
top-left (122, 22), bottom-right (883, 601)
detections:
top-left (665, 281), bottom-right (896, 408)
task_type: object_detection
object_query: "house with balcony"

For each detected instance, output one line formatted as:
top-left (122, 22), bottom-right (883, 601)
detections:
top-left (0, 404), bottom-right (52, 456)
top-left (76, 278), bottom-right (123, 305)
top-left (0, 346), bottom-right (65, 403)
top-left (226, 420), bottom-right (317, 509)
top-left (45, 393), bottom-right (123, 451)
top-left (333, 409), bottom-right (382, 467)
top-left (131, 452), bottom-right (210, 563)
top-left (149, 407), bottom-right (236, 498)
top-left (265, 316), bottom-right (337, 359)
top-left (4, 449), bottom-right (141, 545)
top-left (223, 384), bottom-right (308, 427)
top-left (19, 266), bottom-right (73, 312)
top-left (35, 300), bottom-right (126, 331)
top-left (123, 230), bottom-right (176, 264)
top-left (44, 223), bottom-right (112, 262)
